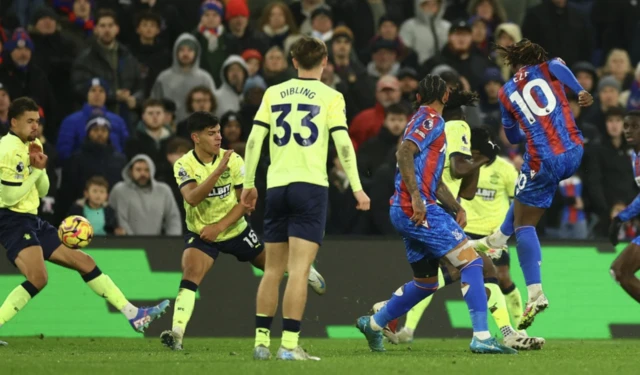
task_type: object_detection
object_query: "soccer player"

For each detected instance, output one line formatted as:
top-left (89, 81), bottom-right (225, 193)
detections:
top-left (609, 111), bottom-right (640, 303)
top-left (241, 37), bottom-right (369, 361)
top-left (159, 112), bottom-right (326, 351)
top-left (355, 75), bottom-right (515, 354)
top-left (0, 98), bottom-right (169, 346)
top-left (474, 39), bottom-right (593, 329)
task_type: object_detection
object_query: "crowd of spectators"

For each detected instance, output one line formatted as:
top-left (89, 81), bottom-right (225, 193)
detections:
top-left (1, 0), bottom-right (639, 240)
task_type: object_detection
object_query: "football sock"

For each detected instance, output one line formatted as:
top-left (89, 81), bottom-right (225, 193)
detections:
top-left (0, 281), bottom-right (39, 325)
top-left (372, 279), bottom-right (439, 330)
top-left (515, 226), bottom-right (544, 300)
top-left (502, 283), bottom-right (524, 327)
top-left (460, 258), bottom-right (490, 340)
top-left (499, 202), bottom-right (515, 237)
top-left (282, 318), bottom-right (301, 350)
top-left (485, 281), bottom-right (514, 336)
top-left (404, 268), bottom-right (446, 331)
top-left (173, 280), bottom-right (197, 337)
top-left (255, 314), bottom-right (273, 348)
top-left (82, 267), bottom-right (135, 317)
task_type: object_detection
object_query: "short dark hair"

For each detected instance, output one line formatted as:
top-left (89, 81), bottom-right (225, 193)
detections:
top-left (136, 11), bottom-right (162, 28)
top-left (187, 111), bottom-right (219, 133)
top-left (385, 103), bottom-right (410, 117)
top-left (85, 176), bottom-right (109, 190)
top-left (443, 85), bottom-right (479, 121)
top-left (290, 36), bottom-right (327, 70)
top-left (142, 98), bottom-right (165, 113)
top-left (627, 110), bottom-right (640, 119)
top-left (8, 97), bottom-right (40, 121)
top-left (166, 137), bottom-right (192, 154)
top-left (96, 9), bottom-right (119, 25)
top-left (605, 106), bottom-right (626, 120)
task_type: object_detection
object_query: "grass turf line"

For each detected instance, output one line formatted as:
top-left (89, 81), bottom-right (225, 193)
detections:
top-left (1, 338), bottom-right (639, 375)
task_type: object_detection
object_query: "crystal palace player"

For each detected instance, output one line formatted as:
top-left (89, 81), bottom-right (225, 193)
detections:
top-left (474, 40), bottom-right (593, 329)
top-left (355, 75), bottom-right (515, 354)
top-left (0, 98), bottom-right (169, 347)
top-left (609, 111), bottom-right (640, 303)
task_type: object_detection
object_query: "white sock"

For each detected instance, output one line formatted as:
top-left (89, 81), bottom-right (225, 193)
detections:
top-left (474, 331), bottom-right (491, 340)
top-left (500, 325), bottom-right (517, 338)
top-left (489, 229), bottom-right (510, 247)
top-left (120, 302), bottom-right (138, 320)
top-left (369, 316), bottom-right (383, 331)
top-left (526, 284), bottom-right (543, 301)
top-left (172, 326), bottom-right (184, 338)
top-left (403, 327), bottom-right (414, 335)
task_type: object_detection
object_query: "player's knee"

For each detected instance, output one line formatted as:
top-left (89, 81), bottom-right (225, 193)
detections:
top-left (610, 264), bottom-right (628, 284)
top-left (182, 266), bottom-right (207, 285)
top-left (497, 270), bottom-right (513, 290)
top-left (28, 271), bottom-right (48, 290)
top-left (76, 252), bottom-right (97, 273)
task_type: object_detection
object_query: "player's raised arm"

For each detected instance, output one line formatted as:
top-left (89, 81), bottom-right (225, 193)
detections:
top-left (547, 59), bottom-right (593, 107)
top-left (177, 150), bottom-right (233, 207)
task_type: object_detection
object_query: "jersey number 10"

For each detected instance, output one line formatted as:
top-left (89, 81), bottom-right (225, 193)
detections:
top-left (508, 78), bottom-right (557, 124)
top-left (271, 104), bottom-right (320, 147)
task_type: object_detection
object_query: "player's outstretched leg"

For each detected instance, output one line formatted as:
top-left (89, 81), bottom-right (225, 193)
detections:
top-left (47, 245), bottom-right (170, 333)
top-left (610, 242), bottom-right (640, 303)
top-left (0, 246), bottom-right (48, 345)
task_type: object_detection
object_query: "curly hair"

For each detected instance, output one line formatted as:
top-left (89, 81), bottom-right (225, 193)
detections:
top-left (494, 38), bottom-right (548, 68)
top-left (443, 85), bottom-right (479, 121)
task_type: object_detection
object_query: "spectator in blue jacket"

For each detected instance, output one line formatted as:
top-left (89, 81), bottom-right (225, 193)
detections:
top-left (56, 77), bottom-right (129, 161)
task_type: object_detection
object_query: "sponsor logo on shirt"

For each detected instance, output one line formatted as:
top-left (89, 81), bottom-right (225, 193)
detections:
top-left (475, 188), bottom-right (497, 201)
top-left (208, 184), bottom-right (232, 199)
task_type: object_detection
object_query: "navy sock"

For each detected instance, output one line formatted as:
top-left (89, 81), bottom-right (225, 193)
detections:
top-left (256, 315), bottom-right (273, 330)
top-left (460, 257), bottom-right (489, 333)
top-left (282, 318), bottom-right (301, 333)
top-left (373, 280), bottom-right (438, 328)
top-left (515, 226), bottom-right (542, 285)
top-left (499, 202), bottom-right (515, 236)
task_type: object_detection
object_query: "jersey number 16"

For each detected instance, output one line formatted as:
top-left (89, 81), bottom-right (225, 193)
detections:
top-left (271, 104), bottom-right (320, 147)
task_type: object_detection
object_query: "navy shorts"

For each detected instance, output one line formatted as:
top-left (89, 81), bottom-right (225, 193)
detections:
top-left (184, 225), bottom-right (263, 262)
top-left (264, 183), bottom-right (328, 245)
top-left (0, 209), bottom-right (61, 266)
top-left (390, 204), bottom-right (467, 264)
top-left (516, 146), bottom-right (583, 209)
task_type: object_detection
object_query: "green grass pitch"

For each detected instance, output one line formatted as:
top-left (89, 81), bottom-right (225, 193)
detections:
top-left (1, 338), bottom-right (639, 375)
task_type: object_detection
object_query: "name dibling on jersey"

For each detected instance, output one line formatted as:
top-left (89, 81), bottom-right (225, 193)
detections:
top-left (476, 188), bottom-right (497, 201)
top-left (280, 87), bottom-right (316, 100)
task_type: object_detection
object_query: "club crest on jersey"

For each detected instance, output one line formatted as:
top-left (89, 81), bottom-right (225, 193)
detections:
top-left (208, 184), bottom-right (231, 198)
top-left (221, 168), bottom-right (231, 179)
top-left (452, 229), bottom-right (464, 241)
top-left (530, 170), bottom-right (537, 179)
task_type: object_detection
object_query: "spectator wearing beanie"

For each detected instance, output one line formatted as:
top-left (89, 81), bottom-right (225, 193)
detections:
top-left (367, 39), bottom-right (401, 79)
top-left (399, 0), bottom-right (451, 65)
top-left (0, 28), bottom-right (58, 141)
top-left (224, 0), bottom-right (269, 56)
top-left (572, 61), bottom-right (598, 95)
top-left (130, 11), bottom-right (172, 98)
top-left (57, 78), bottom-right (129, 160)
top-left (152, 33), bottom-right (217, 122)
top-left (242, 49), bottom-right (263, 77)
top-left (193, 0), bottom-right (229, 89)
top-left (397, 67), bottom-right (419, 105)
top-left (0, 83), bottom-right (9, 136)
top-left (362, 16), bottom-right (419, 70)
top-left (309, 6), bottom-right (334, 42)
top-left (58, 113), bottom-right (127, 217)
top-left (582, 76), bottom-right (624, 136)
top-left (258, 1), bottom-right (298, 50)
top-left (54, 0), bottom-right (94, 51)
top-left (29, 6), bottom-right (77, 119)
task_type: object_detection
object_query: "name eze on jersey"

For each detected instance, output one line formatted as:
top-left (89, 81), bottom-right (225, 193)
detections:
top-left (475, 188), bottom-right (497, 201)
top-left (208, 184), bottom-right (232, 199)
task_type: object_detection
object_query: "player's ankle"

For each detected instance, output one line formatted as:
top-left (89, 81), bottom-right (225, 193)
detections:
top-left (526, 284), bottom-right (543, 301)
top-left (500, 325), bottom-right (517, 337)
top-left (473, 331), bottom-right (491, 340)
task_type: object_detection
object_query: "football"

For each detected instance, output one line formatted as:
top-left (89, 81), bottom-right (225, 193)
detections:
top-left (58, 215), bottom-right (94, 249)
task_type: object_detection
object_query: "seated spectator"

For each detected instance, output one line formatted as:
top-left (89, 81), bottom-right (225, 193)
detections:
top-left (0, 28), bottom-right (57, 141)
top-left (397, 67), bottom-right (419, 105)
top-left (242, 49), bottom-right (263, 77)
top-left (54, 0), bottom-right (94, 51)
top-left (357, 103), bottom-right (409, 191)
top-left (58, 114), bottom-right (127, 216)
top-left (493, 22), bottom-right (522, 82)
top-left (194, 0), bottom-right (228, 89)
top-left (582, 76), bottom-right (624, 135)
top-left (29, 6), bottom-right (77, 118)
top-left (220, 111), bottom-right (246, 156)
top-left (399, 0), bottom-right (450, 65)
top-left (259, 1), bottom-right (298, 50)
top-left (68, 176), bottom-right (123, 236)
top-left (350, 75), bottom-right (402, 151)
top-left (152, 33), bottom-right (216, 122)
top-left (572, 61), bottom-right (598, 95)
top-left (367, 39), bottom-right (401, 79)
top-left (0, 83), bottom-right (9, 136)
top-left (176, 86), bottom-right (218, 140)
top-left (224, 0), bottom-right (269, 55)
top-left (130, 11), bottom-right (172, 98)
top-left (125, 99), bottom-right (175, 177)
top-left (261, 46), bottom-right (294, 87)
top-left (603, 48), bottom-right (635, 91)
top-left (555, 175), bottom-right (588, 240)
top-left (309, 6), bottom-right (333, 42)
top-left (289, 0), bottom-right (327, 35)
top-left (109, 155), bottom-right (182, 236)
top-left (363, 16), bottom-right (419, 69)
top-left (215, 55), bottom-right (249, 116)
top-left (57, 78), bottom-right (129, 161)
top-left (71, 9), bottom-right (142, 126)
top-left (620, 62), bottom-right (640, 111)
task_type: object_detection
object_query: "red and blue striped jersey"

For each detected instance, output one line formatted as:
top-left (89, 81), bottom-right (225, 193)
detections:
top-left (499, 58), bottom-right (583, 162)
top-left (390, 106), bottom-right (446, 211)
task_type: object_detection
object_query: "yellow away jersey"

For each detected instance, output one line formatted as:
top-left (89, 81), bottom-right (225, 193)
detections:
top-left (462, 156), bottom-right (518, 236)
top-left (441, 120), bottom-right (472, 198)
top-left (174, 148), bottom-right (247, 241)
top-left (0, 133), bottom-right (42, 214)
top-left (253, 78), bottom-right (347, 189)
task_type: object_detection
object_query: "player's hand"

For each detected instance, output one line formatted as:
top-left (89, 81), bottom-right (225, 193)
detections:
top-left (31, 152), bottom-right (48, 169)
top-left (29, 142), bottom-right (43, 155)
top-left (200, 223), bottom-right (223, 243)
top-left (578, 90), bottom-right (593, 107)
top-left (410, 194), bottom-right (426, 225)
top-left (608, 216), bottom-right (623, 247)
top-left (353, 190), bottom-right (370, 211)
top-left (241, 188), bottom-right (258, 210)
top-left (214, 150), bottom-right (234, 176)
top-left (455, 207), bottom-right (467, 229)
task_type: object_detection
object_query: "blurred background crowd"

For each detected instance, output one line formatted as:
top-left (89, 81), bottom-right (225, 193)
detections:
top-left (0, 0), bottom-right (639, 240)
